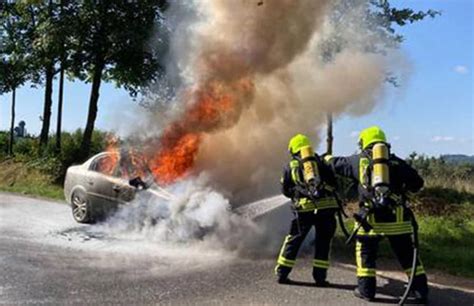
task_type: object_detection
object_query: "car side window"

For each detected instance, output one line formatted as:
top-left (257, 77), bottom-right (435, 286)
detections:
top-left (89, 155), bottom-right (118, 176)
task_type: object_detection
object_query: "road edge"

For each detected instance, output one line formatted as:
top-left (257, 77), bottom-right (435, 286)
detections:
top-left (337, 263), bottom-right (474, 293)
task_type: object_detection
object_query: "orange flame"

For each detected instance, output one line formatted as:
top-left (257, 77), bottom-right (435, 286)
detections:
top-left (100, 135), bottom-right (120, 176)
top-left (149, 132), bottom-right (201, 184)
top-left (101, 79), bottom-right (254, 185)
top-left (148, 78), bottom-right (254, 185)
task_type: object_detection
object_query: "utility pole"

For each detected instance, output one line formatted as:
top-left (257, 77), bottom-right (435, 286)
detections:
top-left (326, 112), bottom-right (333, 155)
top-left (8, 89), bottom-right (15, 156)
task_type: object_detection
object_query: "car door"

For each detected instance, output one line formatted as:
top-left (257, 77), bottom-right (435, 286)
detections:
top-left (110, 176), bottom-right (136, 205)
top-left (87, 154), bottom-right (121, 213)
top-left (112, 158), bottom-right (138, 205)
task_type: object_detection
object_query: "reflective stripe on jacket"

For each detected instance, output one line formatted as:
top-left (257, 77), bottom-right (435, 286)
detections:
top-left (357, 156), bottom-right (413, 236)
top-left (325, 153), bottom-right (423, 236)
top-left (288, 158), bottom-right (338, 212)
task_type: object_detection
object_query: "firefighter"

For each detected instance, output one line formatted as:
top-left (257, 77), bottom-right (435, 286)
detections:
top-left (275, 134), bottom-right (339, 286)
top-left (324, 126), bottom-right (428, 303)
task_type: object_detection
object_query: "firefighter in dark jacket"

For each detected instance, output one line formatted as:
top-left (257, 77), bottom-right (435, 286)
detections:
top-left (275, 134), bottom-right (339, 286)
top-left (325, 126), bottom-right (428, 303)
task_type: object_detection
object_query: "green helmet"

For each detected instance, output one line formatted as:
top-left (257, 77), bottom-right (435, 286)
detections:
top-left (288, 134), bottom-right (312, 154)
top-left (358, 126), bottom-right (387, 149)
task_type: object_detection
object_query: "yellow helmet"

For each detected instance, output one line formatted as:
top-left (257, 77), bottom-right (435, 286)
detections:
top-left (288, 134), bottom-right (312, 154)
top-left (358, 126), bottom-right (387, 150)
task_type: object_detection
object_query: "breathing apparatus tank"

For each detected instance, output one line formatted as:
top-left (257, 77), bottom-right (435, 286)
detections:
top-left (299, 145), bottom-right (321, 192)
top-left (371, 142), bottom-right (391, 206)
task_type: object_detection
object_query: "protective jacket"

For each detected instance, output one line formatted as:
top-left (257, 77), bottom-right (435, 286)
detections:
top-left (326, 152), bottom-right (423, 235)
top-left (325, 151), bottom-right (428, 299)
top-left (281, 154), bottom-right (339, 212)
top-left (275, 154), bottom-right (338, 283)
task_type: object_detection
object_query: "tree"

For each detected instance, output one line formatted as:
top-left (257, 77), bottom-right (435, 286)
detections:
top-left (36, 0), bottom-right (57, 151)
top-left (0, 3), bottom-right (31, 156)
top-left (320, 0), bottom-right (440, 154)
top-left (24, 0), bottom-right (64, 152)
top-left (0, 1), bottom-right (63, 152)
top-left (55, 0), bottom-right (80, 152)
top-left (69, 0), bottom-right (167, 159)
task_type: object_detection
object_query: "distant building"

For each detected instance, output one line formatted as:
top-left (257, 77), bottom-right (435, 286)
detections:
top-left (14, 121), bottom-right (27, 138)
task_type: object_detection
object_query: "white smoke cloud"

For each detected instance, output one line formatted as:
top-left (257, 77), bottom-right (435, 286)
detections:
top-left (98, 174), bottom-right (276, 254)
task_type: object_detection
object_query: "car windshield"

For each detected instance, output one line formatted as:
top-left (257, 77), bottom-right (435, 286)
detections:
top-left (90, 152), bottom-right (155, 184)
top-left (115, 153), bottom-right (153, 181)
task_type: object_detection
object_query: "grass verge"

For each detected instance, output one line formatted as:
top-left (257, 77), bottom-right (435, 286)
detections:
top-left (418, 213), bottom-right (474, 278)
top-left (0, 159), bottom-right (64, 200)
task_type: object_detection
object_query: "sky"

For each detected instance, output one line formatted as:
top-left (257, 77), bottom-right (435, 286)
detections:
top-left (0, 0), bottom-right (473, 157)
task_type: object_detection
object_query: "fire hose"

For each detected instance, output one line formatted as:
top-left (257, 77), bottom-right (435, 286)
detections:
top-left (345, 203), bottom-right (421, 305)
top-left (399, 206), bottom-right (419, 306)
top-left (334, 193), bottom-right (350, 239)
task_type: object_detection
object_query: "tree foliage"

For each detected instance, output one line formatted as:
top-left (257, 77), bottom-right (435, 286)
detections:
top-left (69, 0), bottom-right (167, 97)
top-left (0, 2), bottom-right (31, 93)
top-left (407, 153), bottom-right (474, 183)
top-left (1, 0), bottom-right (168, 158)
top-left (319, 0), bottom-right (440, 64)
top-left (67, 0), bottom-right (167, 159)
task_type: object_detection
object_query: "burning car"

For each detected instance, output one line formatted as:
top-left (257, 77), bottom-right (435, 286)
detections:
top-left (64, 151), bottom-right (174, 224)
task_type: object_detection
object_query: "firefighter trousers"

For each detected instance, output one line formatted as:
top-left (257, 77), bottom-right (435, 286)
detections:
top-left (275, 209), bottom-right (336, 282)
top-left (355, 234), bottom-right (428, 298)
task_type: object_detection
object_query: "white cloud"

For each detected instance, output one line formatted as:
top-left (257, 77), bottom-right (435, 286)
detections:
top-left (454, 65), bottom-right (469, 75)
top-left (431, 136), bottom-right (455, 143)
top-left (349, 130), bottom-right (360, 138)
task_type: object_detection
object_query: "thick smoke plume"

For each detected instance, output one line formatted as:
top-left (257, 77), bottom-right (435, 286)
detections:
top-left (144, 0), bottom-right (331, 187)
top-left (101, 0), bottom-right (404, 253)
top-left (138, 0), bottom-right (391, 204)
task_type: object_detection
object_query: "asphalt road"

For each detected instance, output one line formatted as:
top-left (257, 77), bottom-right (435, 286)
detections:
top-left (1, 193), bottom-right (473, 305)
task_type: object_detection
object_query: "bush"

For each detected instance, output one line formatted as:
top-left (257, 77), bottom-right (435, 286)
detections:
top-left (0, 129), bottom-right (111, 184)
top-left (407, 153), bottom-right (474, 191)
top-left (406, 153), bottom-right (474, 215)
top-left (13, 137), bottom-right (38, 156)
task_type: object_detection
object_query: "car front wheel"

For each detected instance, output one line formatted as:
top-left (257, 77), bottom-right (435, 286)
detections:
top-left (71, 190), bottom-right (95, 224)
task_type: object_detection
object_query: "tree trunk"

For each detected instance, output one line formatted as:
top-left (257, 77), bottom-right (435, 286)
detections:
top-left (79, 59), bottom-right (105, 160)
top-left (8, 88), bottom-right (16, 156)
top-left (55, 0), bottom-right (65, 153)
top-left (326, 112), bottom-right (333, 155)
top-left (55, 62), bottom-right (65, 153)
top-left (39, 64), bottom-right (55, 151)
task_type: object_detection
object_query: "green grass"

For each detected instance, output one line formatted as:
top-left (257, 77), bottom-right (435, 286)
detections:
top-left (418, 214), bottom-right (474, 278)
top-left (0, 182), bottom-right (64, 200)
top-left (0, 160), bottom-right (64, 200)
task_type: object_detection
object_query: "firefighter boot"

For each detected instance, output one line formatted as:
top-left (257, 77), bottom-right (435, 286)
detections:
top-left (313, 268), bottom-right (329, 287)
top-left (275, 266), bottom-right (292, 284)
